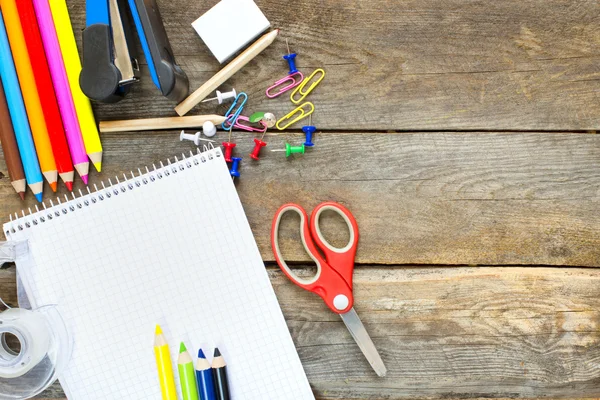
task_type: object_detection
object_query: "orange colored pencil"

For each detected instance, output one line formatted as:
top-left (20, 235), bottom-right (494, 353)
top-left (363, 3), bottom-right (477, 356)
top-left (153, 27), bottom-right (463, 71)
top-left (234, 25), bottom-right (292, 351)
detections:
top-left (16, 0), bottom-right (73, 190)
top-left (1, 0), bottom-right (58, 191)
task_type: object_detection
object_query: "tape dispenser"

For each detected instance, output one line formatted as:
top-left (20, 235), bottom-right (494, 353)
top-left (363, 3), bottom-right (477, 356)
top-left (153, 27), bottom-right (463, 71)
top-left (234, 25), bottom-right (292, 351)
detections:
top-left (0, 241), bottom-right (72, 399)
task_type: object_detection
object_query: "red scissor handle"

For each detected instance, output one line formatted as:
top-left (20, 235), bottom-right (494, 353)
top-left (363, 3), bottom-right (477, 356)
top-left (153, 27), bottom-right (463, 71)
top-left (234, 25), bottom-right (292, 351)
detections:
top-left (310, 202), bottom-right (359, 291)
top-left (271, 203), bottom-right (354, 313)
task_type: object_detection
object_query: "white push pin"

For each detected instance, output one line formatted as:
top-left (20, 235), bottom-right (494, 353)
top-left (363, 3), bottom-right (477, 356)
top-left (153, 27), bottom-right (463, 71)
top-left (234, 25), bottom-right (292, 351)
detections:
top-left (180, 130), bottom-right (214, 145)
top-left (201, 89), bottom-right (237, 104)
top-left (202, 121), bottom-right (217, 137)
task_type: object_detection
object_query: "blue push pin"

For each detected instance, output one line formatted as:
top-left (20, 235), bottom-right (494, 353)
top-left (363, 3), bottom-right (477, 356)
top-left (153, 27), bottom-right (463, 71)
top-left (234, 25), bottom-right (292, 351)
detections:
top-left (283, 39), bottom-right (298, 74)
top-left (230, 157), bottom-right (242, 178)
top-left (302, 115), bottom-right (316, 147)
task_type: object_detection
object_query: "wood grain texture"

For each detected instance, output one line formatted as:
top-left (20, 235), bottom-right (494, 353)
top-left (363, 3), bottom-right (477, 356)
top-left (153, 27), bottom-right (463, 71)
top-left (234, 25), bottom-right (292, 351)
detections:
top-left (63, 0), bottom-right (600, 130)
top-left (1, 266), bottom-right (598, 399)
top-left (1, 132), bottom-right (598, 266)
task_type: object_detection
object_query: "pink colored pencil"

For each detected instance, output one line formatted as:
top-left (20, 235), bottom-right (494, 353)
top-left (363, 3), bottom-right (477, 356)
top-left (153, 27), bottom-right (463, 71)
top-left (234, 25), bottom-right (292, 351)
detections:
top-left (32, 0), bottom-right (89, 184)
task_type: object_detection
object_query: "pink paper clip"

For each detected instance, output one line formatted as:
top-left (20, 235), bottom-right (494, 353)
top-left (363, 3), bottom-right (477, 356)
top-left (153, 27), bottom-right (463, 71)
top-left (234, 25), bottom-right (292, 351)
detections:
top-left (231, 115), bottom-right (268, 133)
top-left (266, 71), bottom-right (304, 98)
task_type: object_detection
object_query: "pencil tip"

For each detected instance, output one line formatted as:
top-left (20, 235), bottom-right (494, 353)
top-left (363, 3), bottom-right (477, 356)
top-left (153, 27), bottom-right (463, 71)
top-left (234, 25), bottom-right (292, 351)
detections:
top-left (213, 348), bottom-right (221, 357)
top-left (93, 162), bottom-right (102, 172)
top-left (81, 175), bottom-right (89, 185)
top-left (155, 325), bottom-right (162, 335)
top-left (49, 182), bottom-right (58, 192)
top-left (179, 342), bottom-right (186, 353)
top-left (197, 348), bottom-right (206, 359)
top-left (65, 181), bottom-right (73, 191)
top-left (18, 192), bottom-right (25, 201)
top-left (34, 193), bottom-right (43, 203)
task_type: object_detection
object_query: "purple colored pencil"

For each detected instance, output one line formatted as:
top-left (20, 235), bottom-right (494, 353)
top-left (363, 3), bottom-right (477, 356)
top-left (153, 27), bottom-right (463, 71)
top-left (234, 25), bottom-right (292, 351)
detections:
top-left (32, 0), bottom-right (89, 184)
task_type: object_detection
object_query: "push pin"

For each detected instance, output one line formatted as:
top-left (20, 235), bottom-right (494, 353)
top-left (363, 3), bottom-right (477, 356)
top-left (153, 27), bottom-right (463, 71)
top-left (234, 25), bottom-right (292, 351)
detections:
top-left (302, 115), bottom-right (316, 147)
top-left (203, 121), bottom-right (217, 137)
top-left (250, 138), bottom-right (267, 160)
top-left (222, 141), bottom-right (236, 162)
top-left (283, 39), bottom-right (298, 74)
top-left (180, 130), bottom-right (214, 145)
top-left (230, 157), bottom-right (242, 178)
top-left (272, 143), bottom-right (306, 157)
top-left (201, 89), bottom-right (237, 104)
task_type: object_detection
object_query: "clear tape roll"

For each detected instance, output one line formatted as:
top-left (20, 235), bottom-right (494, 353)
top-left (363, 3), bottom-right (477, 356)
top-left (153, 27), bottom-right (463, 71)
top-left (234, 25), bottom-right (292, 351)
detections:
top-left (0, 241), bottom-right (72, 400)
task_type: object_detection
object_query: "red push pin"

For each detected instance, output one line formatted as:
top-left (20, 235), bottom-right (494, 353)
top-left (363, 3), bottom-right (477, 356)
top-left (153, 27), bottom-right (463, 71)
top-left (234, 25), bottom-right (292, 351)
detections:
top-left (222, 142), bottom-right (236, 162)
top-left (250, 138), bottom-right (267, 160)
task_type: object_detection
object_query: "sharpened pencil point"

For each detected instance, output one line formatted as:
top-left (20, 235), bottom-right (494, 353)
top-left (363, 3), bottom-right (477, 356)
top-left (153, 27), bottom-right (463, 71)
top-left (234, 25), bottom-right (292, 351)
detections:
top-left (197, 348), bottom-right (206, 358)
top-left (81, 175), bottom-right (89, 185)
top-left (179, 342), bottom-right (187, 353)
top-left (34, 193), bottom-right (43, 202)
top-left (65, 181), bottom-right (73, 191)
top-left (18, 192), bottom-right (25, 200)
top-left (93, 162), bottom-right (101, 172)
top-left (155, 325), bottom-right (162, 335)
top-left (49, 181), bottom-right (58, 192)
top-left (214, 348), bottom-right (221, 357)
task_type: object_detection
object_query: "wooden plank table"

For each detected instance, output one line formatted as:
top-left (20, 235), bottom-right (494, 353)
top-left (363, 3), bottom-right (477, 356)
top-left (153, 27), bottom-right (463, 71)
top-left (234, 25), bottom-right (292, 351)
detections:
top-left (0, 0), bottom-right (599, 398)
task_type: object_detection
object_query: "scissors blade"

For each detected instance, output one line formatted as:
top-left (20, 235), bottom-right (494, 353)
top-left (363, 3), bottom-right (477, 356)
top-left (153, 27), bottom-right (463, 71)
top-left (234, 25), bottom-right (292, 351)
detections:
top-left (340, 307), bottom-right (387, 377)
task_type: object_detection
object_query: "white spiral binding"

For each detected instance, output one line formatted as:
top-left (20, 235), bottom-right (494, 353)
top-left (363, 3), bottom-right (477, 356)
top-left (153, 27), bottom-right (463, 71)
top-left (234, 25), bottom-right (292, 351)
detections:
top-left (5, 145), bottom-right (220, 237)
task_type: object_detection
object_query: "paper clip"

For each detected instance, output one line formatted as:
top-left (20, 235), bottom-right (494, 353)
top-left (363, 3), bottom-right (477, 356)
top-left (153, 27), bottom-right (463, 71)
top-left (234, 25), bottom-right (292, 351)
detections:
top-left (222, 92), bottom-right (248, 130)
top-left (231, 115), bottom-right (268, 133)
top-left (266, 72), bottom-right (304, 98)
top-left (276, 102), bottom-right (315, 131)
top-left (290, 69), bottom-right (325, 104)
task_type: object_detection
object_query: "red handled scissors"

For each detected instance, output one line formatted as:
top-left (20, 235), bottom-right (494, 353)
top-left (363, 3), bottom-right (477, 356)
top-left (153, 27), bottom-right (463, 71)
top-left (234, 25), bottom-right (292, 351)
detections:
top-left (271, 202), bottom-right (387, 377)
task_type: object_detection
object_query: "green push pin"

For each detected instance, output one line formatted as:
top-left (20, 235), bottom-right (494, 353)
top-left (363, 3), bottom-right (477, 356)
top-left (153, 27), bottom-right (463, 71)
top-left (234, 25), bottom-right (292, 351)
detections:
top-left (272, 143), bottom-right (305, 157)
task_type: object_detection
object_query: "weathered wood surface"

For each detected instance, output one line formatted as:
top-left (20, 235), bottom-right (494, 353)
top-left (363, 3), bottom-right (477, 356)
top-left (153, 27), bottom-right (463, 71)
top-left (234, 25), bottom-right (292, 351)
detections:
top-left (63, 0), bottom-right (600, 130)
top-left (2, 132), bottom-right (599, 266)
top-left (1, 266), bottom-right (598, 399)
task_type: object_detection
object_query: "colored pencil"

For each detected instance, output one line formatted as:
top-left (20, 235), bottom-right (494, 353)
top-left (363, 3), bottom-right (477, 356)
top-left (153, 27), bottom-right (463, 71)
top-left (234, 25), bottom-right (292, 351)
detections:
top-left (195, 349), bottom-right (217, 400)
top-left (153, 325), bottom-right (177, 400)
top-left (0, 11), bottom-right (43, 202)
top-left (33, 0), bottom-right (90, 185)
top-left (211, 348), bottom-right (230, 400)
top-left (178, 343), bottom-right (199, 400)
top-left (0, 0), bottom-right (58, 191)
top-left (16, 0), bottom-right (74, 190)
top-left (0, 80), bottom-right (26, 199)
top-left (48, 0), bottom-right (103, 173)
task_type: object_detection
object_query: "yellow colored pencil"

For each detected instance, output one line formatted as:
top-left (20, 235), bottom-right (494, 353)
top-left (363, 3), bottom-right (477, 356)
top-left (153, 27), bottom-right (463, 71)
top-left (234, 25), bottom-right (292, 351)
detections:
top-left (1, 0), bottom-right (58, 191)
top-left (48, 0), bottom-right (103, 172)
top-left (153, 325), bottom-right (177, 400)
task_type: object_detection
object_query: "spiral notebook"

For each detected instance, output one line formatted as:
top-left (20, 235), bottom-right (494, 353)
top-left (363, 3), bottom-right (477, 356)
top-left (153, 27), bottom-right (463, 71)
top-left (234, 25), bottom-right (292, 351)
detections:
top-left (3, 147), bottom-right (314, 399)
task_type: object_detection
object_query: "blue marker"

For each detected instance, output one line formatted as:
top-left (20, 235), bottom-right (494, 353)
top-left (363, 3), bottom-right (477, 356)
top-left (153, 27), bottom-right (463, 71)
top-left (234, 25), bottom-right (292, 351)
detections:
top-left (195, 349), bottom-right (217, 400)
top-left (0, 11), bottom-right (43, 202)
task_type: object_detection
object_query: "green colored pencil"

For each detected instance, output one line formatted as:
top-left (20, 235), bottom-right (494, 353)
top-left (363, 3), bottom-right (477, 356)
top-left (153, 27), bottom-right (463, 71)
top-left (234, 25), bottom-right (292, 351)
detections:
top-left (178, 343), bottom-right (199, 400)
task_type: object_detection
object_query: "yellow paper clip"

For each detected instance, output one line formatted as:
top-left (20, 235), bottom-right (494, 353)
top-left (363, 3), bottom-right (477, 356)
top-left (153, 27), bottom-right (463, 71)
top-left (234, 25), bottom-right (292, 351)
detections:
top-left (290, 68), bottom-right (325, 104)
top-left (276, 102), bottom-right (315, 131)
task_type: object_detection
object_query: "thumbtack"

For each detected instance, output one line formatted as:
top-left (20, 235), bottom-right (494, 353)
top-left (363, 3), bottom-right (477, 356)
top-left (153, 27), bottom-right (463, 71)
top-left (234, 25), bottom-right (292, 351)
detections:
top-left (283, 39), bottom-right (298, 74)
top-left (302, 115), bottom-right (316, 147)
top-left (180, 130), bottom-right (214, 145)
top-left (250, 138), bottom-right (267, 160)
top-left (271, 143), bottom-right (306, 157)
top-left (222, 142), bottom-right (236, 162)
top-left (230, 157), bottom-right (242, 178)
top-left (201, 89), bottom-right (237, 104)
top-left (203, 121), bottom-right (217, 137)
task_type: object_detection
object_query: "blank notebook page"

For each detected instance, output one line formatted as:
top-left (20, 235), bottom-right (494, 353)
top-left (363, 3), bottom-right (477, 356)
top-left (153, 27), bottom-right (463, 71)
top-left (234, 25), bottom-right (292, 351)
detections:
top-left (3, 148), bottom-right (314, 400)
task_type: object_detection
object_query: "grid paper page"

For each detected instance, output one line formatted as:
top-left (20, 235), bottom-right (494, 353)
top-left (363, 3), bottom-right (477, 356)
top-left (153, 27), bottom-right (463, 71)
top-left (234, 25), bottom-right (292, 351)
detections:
top-left (4, 148), bottom-right (314, 400)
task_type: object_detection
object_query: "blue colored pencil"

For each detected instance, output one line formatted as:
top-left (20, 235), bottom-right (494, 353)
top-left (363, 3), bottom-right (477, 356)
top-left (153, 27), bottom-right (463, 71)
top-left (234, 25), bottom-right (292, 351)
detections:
top-left (195, 349), bottom-right (217, 400)
top-left (0, 10), bottom-right (43, 202)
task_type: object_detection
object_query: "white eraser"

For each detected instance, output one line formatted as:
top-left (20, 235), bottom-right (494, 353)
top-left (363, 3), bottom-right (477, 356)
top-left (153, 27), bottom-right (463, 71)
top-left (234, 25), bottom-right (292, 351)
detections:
top-left (192, 0), bottom-right (271, 63)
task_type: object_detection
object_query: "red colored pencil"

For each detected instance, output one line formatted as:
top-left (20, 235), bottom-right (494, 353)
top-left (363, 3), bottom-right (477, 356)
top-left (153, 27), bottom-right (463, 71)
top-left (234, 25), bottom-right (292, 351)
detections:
top-left (15, 0), bottom-right (74, 190)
